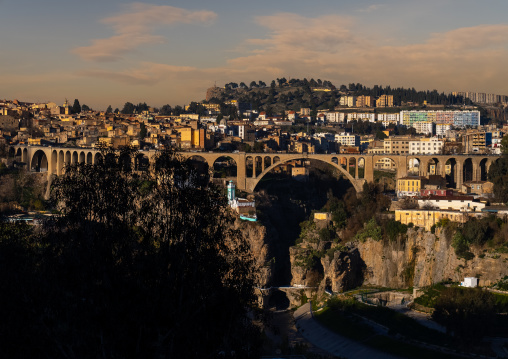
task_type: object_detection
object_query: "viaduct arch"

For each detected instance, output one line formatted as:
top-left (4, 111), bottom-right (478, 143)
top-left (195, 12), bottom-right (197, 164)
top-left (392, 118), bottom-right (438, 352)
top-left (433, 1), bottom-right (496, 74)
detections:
top-left (9, 145), bottom-right (500, 193)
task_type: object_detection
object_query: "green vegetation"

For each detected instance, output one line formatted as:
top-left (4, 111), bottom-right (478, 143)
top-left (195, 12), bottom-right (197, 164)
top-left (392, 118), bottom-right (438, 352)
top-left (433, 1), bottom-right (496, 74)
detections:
top-left (355, 217), bottom-right (382, 242)
top-left (314, 298), bottom-right (375, 341)
top-left (433, 287), bottom-right (496, 343)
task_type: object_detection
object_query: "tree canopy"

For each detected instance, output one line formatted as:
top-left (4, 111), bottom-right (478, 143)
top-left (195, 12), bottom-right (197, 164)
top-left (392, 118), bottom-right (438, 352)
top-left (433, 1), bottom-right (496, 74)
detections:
top-left (72, 98), bottom-right (81, 114)
top-left (0, 148), bottom-right (259, 358)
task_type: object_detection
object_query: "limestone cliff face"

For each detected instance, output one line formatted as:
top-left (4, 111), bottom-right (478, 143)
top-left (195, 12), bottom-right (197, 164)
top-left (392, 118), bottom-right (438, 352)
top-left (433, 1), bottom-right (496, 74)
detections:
top-left (236, 220), bottom-right (274, 288)
top-left (289, 227), bottom-right (508, 292)
top-left (358, 228), bottom-right (508, 288)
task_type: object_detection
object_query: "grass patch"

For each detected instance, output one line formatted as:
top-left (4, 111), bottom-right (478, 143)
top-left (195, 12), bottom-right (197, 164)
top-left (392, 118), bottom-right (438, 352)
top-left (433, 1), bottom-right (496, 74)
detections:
top-left (314, 306), bottom-right (375, 341)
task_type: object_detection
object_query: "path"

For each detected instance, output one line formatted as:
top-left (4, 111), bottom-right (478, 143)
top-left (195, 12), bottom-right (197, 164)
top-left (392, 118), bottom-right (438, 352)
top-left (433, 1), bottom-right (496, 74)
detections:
top-left (293, 303), bottom-right (403, 359)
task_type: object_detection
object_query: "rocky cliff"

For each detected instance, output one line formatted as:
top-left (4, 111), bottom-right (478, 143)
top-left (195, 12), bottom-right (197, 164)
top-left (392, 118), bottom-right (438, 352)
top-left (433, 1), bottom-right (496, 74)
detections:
top-left (359, 227), bottom-right (508, 288)
top-left (237, 219), bottom-right (280, 288)
top-left (290, 227), bottom-right (508, 292)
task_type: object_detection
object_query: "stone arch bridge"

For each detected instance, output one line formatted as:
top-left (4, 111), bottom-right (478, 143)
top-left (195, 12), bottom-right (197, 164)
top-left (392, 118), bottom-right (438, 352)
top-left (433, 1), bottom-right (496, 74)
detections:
top-left (9, 145), bottom-right (500, 193)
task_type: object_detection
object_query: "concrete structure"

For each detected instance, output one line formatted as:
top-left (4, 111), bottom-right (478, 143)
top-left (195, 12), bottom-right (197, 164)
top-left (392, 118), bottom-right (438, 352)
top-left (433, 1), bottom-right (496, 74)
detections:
top-left (10, 145), bottom-right (500, 194)
top-left (461, 277), bottom-right (478, 288)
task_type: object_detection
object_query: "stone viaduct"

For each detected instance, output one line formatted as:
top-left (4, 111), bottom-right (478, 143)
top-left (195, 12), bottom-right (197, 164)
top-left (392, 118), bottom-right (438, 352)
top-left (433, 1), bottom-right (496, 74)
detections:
top-left (9, 144), bottom-right (501, 193)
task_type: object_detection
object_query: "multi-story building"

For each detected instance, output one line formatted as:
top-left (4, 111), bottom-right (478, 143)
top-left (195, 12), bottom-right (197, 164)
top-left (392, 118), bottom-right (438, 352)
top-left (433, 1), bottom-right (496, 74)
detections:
top-left (375, 95), bottom-right (394, 107)
top-left (347, 112), bottom-right (376, 123)
top-left (325, 112), bottom-right (346, 123)
top-left (335, 133), bottom-right (360, 147)
top-left (377, 113), bottom-right (399, 127)
top-left (397, 176), bottom-right (426, 197)
top-left (356, 95), bottom-right (374, 107)
top-left (339, 96), bottom-right (356, 107)
top-left (395, 209), bottom-right (467, 231)
top-left (384, 136), bottom-right (412, 154)
top-left (462, 131), bottom-right (492, 153)
top-left (435, 123), bottom-right (452, 136)
top-left (400, 110), bottom-right (480, 128)
top-left (411, 122), bottom-right (435, 135)
top-left (409, 137), bottom-right (444, 155)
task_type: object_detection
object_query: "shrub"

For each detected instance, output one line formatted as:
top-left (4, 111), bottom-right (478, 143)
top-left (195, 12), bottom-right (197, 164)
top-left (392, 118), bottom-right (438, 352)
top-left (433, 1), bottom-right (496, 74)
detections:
top-left (355, 218), bottom-right (382, 242)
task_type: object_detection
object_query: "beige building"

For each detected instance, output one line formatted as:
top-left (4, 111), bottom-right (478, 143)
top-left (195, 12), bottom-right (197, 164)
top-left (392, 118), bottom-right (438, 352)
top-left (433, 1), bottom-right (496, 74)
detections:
top-left (356, 95), bottom-right (374, 108)
top-left (384, 136), bottom-right (412, 154)
top-left (395, 209), bottom-right (468, 231)
top-left (376, 95), bottom-right (394, 108)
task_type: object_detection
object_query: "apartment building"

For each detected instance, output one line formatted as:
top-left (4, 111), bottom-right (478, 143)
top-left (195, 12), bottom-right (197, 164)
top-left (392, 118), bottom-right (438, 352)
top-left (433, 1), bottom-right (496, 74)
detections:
top-left (377, 113), bottom-right (399, 127)
top-left (409, 137), bottom-right (444, 155)
top-left (347, 112), bottom-right (376, 123)
top-left (462, 131), bottom-right (492, 153)
top-left (384, 136), bottom-right (412, 154)
top-left (356, 95), bottom-right (374, 108)
top-left (411, 122), bottom-right (435, 135)
top-left (375, 95), bottom-right (394, 107)
top-left (335, 133), bottom-right (360, 146)
top-left (325, 112), bottom-right (346, 123)
top-left (339, 96), bottom-right (356, 107)
top-left (400, 110), bottom-right (480, 128)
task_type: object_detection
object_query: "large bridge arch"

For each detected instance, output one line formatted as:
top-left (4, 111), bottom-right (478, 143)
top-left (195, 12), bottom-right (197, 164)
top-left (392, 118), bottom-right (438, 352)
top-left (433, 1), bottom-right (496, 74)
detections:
top-left (31, 149), bottom-right (49, 172)
top-left (247, 155), bottom-right (364, 192)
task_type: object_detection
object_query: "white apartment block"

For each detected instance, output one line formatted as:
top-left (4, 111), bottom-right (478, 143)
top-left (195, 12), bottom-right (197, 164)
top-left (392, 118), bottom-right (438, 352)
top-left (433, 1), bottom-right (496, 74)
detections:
top-left (335, 133), bottom-right (360, 146)
top-left (325, 112), bottom-right (346, 123)
top-left (339, 96), bottom-right (356, 107)
top-left (412, 122), bottom-right (435, 135)
top-left (347, 112), bottom-right (376, 123)
top-left (435, 123), bottom-right (452, 136)
top-left (409, 137), bottom-right (444, 155)
top-left (377, 113), bottom-right (399, 127)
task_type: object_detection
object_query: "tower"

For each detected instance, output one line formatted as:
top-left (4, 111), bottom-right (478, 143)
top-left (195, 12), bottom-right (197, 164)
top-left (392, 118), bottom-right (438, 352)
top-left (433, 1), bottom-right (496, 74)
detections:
top-left (227, 180), bottom-right (236, 203)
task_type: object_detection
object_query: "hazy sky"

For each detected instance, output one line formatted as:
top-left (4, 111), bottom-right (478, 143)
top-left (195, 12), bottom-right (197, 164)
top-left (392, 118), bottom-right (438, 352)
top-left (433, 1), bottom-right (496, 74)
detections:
top-left (1, 0), bottom-right (507, 110)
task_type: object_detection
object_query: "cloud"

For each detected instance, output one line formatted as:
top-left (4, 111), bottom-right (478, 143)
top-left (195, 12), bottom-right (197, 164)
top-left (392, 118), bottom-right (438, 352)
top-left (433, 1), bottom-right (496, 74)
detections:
top-left (73, 3), bottom-right (217, 62)
top-left (75, 13), bottom-right (508, 104)
top-left (357, 4), bottom-right (386, 12)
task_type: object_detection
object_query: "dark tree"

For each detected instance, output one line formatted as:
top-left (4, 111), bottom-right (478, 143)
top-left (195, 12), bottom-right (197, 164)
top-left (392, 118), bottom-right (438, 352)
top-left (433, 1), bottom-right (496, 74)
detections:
top-left (488, 136), bottom-right (508, 203)
top-left (106, 105), bottom-right (113, 113)
top-left (121, 102), bottom-right (135, 114)
top-left (432, 287), bottom-right (496, 343)
top-left (0, 148), bottom-right (260, 358)
top-left (81, 104), bottom-right (90, 112)
top-left (139, 122), bottom-right (147, 138)
top-left (159, 104), bottom-right (172, 115)
top-left (72, 99), bottom-right (81, 114)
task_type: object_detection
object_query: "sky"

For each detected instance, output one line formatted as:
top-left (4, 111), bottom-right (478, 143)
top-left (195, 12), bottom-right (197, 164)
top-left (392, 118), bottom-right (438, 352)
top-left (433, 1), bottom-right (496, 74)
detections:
top-left (1, 0), bottom-right (507, 110)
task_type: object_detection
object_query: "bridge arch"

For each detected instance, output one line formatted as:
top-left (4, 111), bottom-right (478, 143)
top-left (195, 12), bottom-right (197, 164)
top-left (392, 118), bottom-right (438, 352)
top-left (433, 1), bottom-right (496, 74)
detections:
top-left (249, 155), bottom-right (363, 192)
top-left (31, 150), bottom-right (48, 172)
top-left (94, 152), bottom-right (103, 164)
top-left (86, 152), bottom-right (93, 164)
top-left (212, 156), bottom-right (237, 178)
top-left (135, 153), bottom-right (150, 171)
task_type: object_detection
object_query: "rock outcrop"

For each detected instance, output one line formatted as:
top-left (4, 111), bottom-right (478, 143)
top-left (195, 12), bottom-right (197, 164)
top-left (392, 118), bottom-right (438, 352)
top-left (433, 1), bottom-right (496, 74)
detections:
top-left (358, 228), bottom-right (508, 288)
top-left (290, 226), bottom-right (508, 293)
